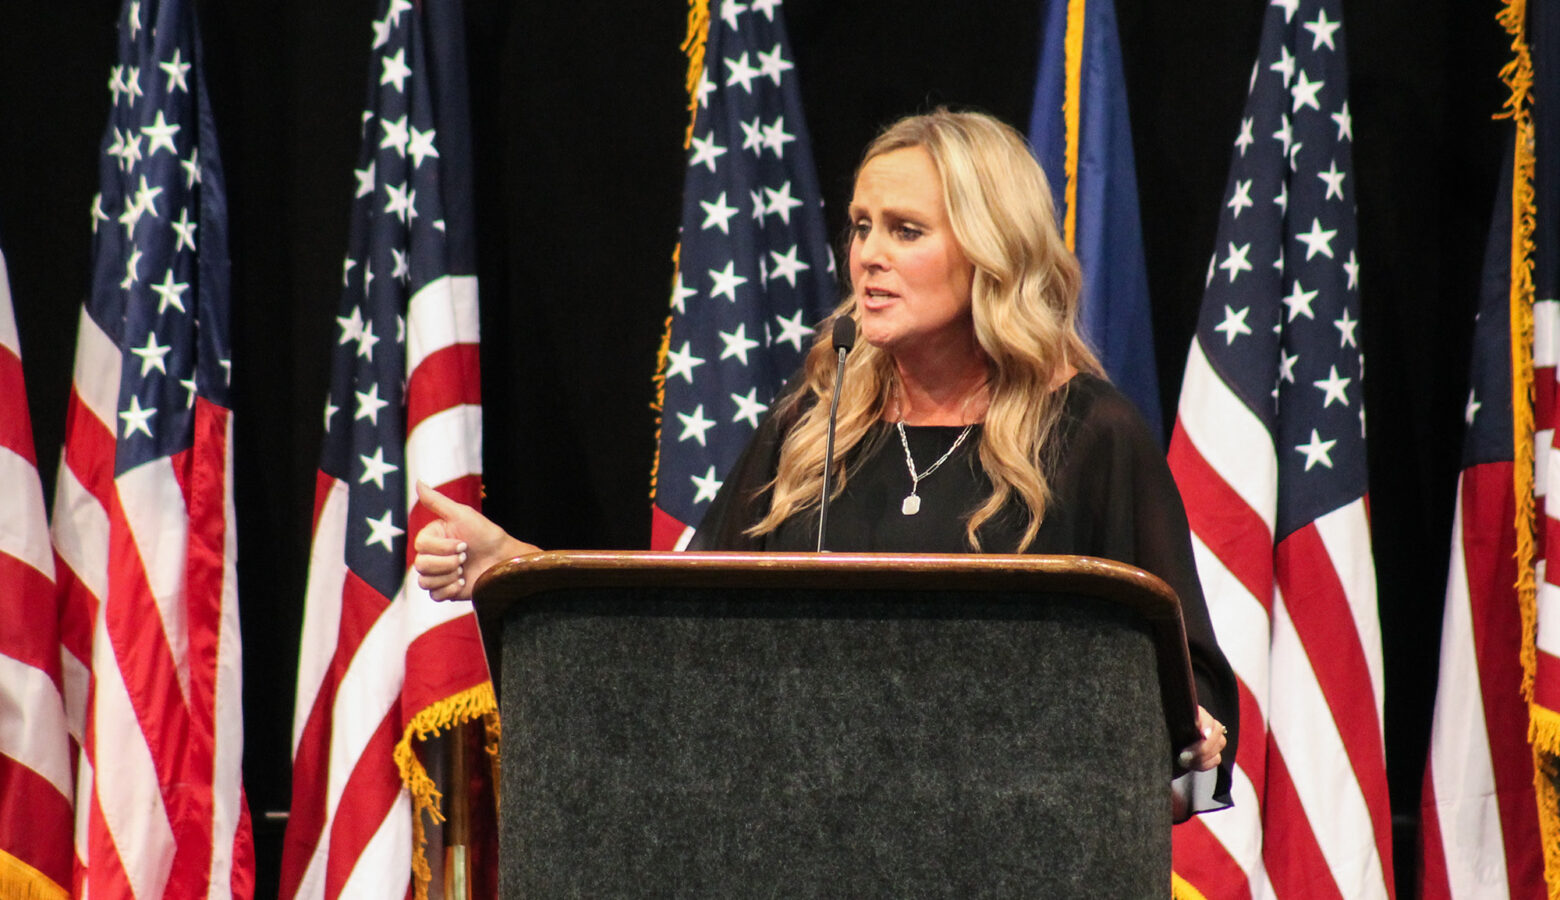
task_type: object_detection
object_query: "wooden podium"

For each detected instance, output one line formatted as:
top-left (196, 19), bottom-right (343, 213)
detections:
top-left (474, 551), bottom-right (1199, 897)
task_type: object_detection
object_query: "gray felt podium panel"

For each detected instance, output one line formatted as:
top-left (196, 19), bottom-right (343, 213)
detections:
top-left (476, 553), bottom-right (1194, 899)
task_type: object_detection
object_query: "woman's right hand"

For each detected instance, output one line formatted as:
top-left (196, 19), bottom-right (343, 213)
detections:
top-left (413, 481), bottom-right (539, 601)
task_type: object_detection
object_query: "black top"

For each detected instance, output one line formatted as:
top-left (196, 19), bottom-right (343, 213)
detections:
top-left (692, 373), bottom-right (1239, 812)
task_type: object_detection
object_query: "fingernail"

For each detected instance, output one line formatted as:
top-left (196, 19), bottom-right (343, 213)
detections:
top-left (459, 552), bottom-right (468, 563)
top-left (1178, 749), bottom-right (1194, 768)
top-left (1202, 726), bottom-right (1213, 740)
top-left (457, 542), bottom-right (468, 552)
top-left (458, 577), bottom-right (466, 587)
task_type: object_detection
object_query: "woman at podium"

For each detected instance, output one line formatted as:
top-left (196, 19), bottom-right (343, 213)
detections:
top-left (413, 109), bottom-right (1237, 815)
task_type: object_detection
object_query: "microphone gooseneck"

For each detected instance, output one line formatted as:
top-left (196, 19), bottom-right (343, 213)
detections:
top-left (817, 317), bottom-right (857, 552)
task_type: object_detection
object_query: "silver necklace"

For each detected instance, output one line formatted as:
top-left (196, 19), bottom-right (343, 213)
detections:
top-left (895, 421), bottom-right (974, 515)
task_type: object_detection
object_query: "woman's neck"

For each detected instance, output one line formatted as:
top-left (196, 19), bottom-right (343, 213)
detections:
top-left (891, 352), bottom-right (991, 426)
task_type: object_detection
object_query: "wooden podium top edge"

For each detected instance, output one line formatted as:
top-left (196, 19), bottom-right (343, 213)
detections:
top-left (475, 550), bottom-right (1181, 620)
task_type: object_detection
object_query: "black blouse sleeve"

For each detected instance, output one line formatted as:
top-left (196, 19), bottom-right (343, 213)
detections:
top-left (1055, 378), bottom-right (1239, 812)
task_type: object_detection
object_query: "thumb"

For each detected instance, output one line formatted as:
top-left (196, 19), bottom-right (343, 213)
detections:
top-left (416, 480), bottom-right (468, 521)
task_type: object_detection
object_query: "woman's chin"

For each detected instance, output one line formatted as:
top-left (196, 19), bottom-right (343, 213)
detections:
top-left (856, 327), bottom-right (896, 353)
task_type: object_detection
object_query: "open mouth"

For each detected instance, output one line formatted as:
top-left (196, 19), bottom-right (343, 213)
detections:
top-left (861, 287), bottom-right (899, 308)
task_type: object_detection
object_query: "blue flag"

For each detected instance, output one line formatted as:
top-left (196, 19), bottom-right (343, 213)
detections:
top-left (1028, 0), bottom-right (1162, 437)
top-left (650, 0), bottom-right (836, 549)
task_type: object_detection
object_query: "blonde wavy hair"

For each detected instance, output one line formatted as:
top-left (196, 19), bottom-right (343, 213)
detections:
top-left (748, 109), bottom-right (1104, 551)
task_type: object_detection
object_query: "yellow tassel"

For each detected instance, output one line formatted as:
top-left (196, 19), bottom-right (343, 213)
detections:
top-left (393, 682), bottom-right (501, 900)
top-left (1534, 706), bottom-right (1560, 900)
top-left (1500, 0), bottom-right (1538, 703)
top-left (1060, 0), bottom-right (1086, 251)
top-left (648, 306), bottom-right (676, 502)
top-left (1497, 2), bottom-right (1560, 894)
top-left (485, 710), bottom-right (503, 809)
top-left (653, 0), bottom-right (710, 501)
top-left (0, 850), bottom-right (67, 900)
top-left (681, 0), bottom-right (711, 149)
top-left (648, 241), bottom-right (683, 500)
top-left (1170, 871), bottom-right (1209, 900)
top-left (1539, 752), bottom-right (1560, 900)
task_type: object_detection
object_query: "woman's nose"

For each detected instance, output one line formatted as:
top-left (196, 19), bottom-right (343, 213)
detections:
top-left (856, 229), bottom-right (887, 269)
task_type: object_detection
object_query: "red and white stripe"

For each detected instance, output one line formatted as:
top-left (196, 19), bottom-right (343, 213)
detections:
top-left (0, 251), bottom-right (73, 898)
top-left (50, 306), bottom-right (253, 899)
top-left (1419, 298), bottom-right (1552, 897)
top-left (281, 275), bottom-right (489, 900)
top-left (1532, 293), bottom-right (1560, 773)
top-left (1169, 337), bottom-right (1393, 899)
top-left (1419, 462), bottom-right (1544, 897)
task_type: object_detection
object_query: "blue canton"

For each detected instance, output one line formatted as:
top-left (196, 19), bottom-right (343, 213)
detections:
top-left (1460, 152), bottom-right (1513, 469)
top-left (1195, 0), bottom-right (1366, 539)
top-left (654, 0), bottom-right (836, 536)
top-left (92, 0), bottom-right (230, 474)
top-left (319, 0), bottom-right (470, 599)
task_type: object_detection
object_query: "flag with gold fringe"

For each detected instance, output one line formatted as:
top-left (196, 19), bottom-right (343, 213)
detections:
top-left (1417, 117), bottom-right (1547, 900)
top-left (279, 0), bottom-right (497, 897)
top-left (649, 0), bottom-right (836, 550)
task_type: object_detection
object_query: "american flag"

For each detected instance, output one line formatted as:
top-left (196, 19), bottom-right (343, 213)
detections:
top-left (50, 0), bottom-right (254, 895)
top-left (1166, 1), bottom-right (1394, 896)
top-left (1432, 4), bottom-right (1560, 893)
top-left (650, 0), bottom-right (836, 550)
top-left (0, 248), bottom-right (72, 898)
top-left (1418, 136), bottom-right (1545, 896)
top-left (279, 0), bottom-right (495, 897)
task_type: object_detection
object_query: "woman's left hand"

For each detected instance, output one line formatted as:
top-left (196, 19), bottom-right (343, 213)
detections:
top-left (1178, 706), bottom-right (1228, 772)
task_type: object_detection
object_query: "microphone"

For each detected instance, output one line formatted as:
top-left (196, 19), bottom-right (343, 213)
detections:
top-left (817, 317), bottom-right (856, 552)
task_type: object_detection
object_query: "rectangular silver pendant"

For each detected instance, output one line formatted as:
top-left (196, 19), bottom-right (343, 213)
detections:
top-left (901, 494), bottom-right (921, 515)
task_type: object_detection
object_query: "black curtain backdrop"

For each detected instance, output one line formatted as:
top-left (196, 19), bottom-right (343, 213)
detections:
top-left (0, 1), bottom-right (1508, 895)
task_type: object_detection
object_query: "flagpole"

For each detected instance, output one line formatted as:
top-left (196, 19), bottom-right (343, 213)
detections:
top-left (443, 724), bottom-right (472, 900)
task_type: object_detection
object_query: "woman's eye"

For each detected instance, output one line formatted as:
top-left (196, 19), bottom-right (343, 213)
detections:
top-left (851, 222), bottom-right (870, 238)
top-left (895, 225), bottom-right (922, 240)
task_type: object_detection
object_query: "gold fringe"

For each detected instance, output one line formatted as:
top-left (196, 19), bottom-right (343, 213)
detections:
top-left (648, 242), bottom-right (681, 501)
top-left (0, 851), bottom-right (66, 900)
top-left (393, 682), bottom-right (500, 900)
top-left (1500, 0), bottom-right (1539, 702)
top-left (654, 0), bottom-right (709, 502)
top-left (1540, 750), bottom-right (1560, 900)
top-left (485, 709), bottom-right (503, 809)
top-left (1170, 872), bottom-right (1209, 900)
top-left (1536, 706), bottom-right (1560, 900)
top-left (1060, 0), bottom-right (1086, 251)
top-left (1499, 1), bottom-right (1560, 893)
top-left (681, 0), bottom-right (711, 148)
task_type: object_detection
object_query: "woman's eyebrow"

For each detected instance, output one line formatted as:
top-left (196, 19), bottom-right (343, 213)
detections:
top-left (848, 204), bottom-right (925, 221)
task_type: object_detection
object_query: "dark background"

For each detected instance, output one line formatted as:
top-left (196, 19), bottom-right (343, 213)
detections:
top-left (0, 1), bottom-right (1509, 895)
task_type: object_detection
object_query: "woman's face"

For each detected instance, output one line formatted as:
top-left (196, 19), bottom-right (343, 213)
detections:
top-left (848, 146), bottom-right (976, 361)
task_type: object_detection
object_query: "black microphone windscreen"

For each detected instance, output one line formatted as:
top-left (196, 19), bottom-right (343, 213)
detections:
top-left (832, 317), bottom-right (856, 352)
